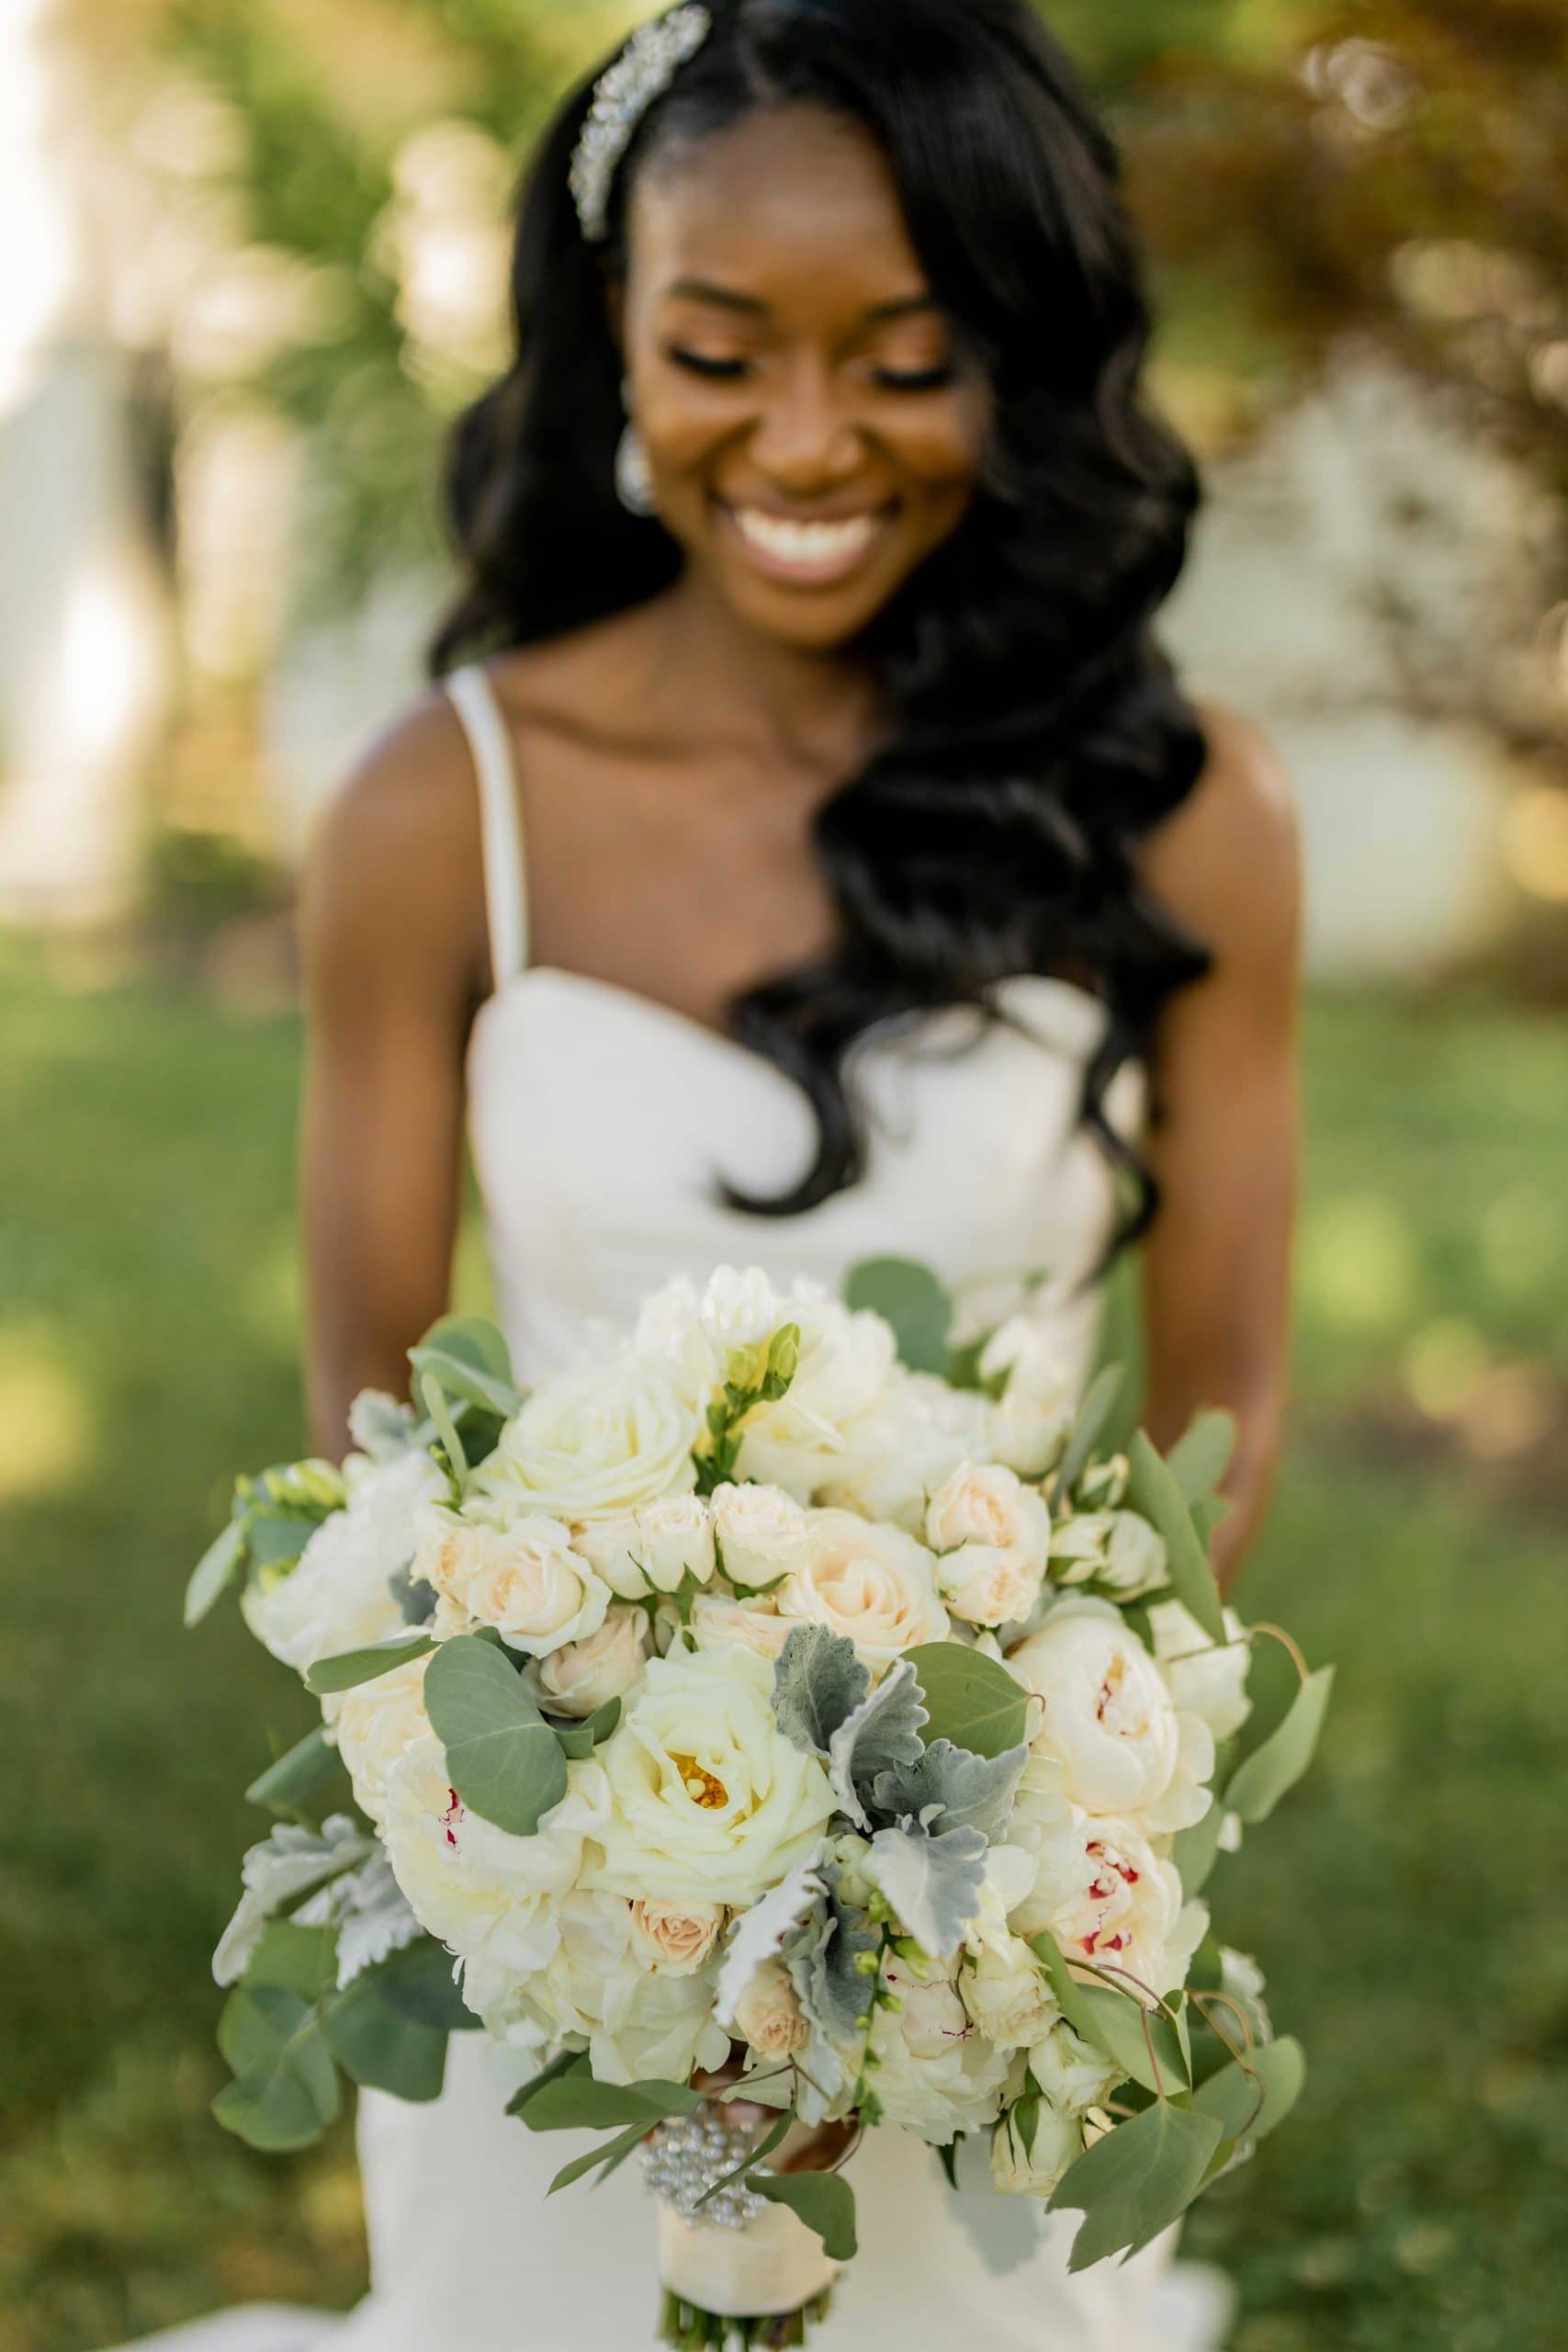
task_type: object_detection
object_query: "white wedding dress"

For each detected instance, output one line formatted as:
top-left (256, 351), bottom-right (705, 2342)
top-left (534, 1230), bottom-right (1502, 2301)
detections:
top-left (117, 663), bottom-right (1232, 2351)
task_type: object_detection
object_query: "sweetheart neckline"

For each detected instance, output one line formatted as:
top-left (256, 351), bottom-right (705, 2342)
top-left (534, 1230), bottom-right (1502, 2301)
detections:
top-left (468, 963), bottom-right (1112, 1072)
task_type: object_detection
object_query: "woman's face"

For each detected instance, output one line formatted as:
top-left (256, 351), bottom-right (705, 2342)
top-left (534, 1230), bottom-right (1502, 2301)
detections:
top-left (618, 105), bottom-right (991, 651)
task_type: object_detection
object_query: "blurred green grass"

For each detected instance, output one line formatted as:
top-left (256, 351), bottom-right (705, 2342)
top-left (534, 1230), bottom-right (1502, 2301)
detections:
top-left (1, 936), bottom-right (1564, 2351)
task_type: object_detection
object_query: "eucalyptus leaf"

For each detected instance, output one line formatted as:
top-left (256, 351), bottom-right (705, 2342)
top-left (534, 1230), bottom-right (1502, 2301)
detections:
top-left (1053, 1363), bottom-right (1125, 1500)
top-left (551, 1697), bottom-right (622, 1759)
top-left (505, 2047), bottom-right (589, 2118)
top-left (842, 1258), bottom-right (953, 1376)
top-left (409, 1344), bottom-right (523, 1422)
top-left (185, 1514), bottom-right (246, 1628)
top-left (1048, 2099), bottom-right (1224, 2272)
top-left (245, 1726), bottom-right (352, 1821)
top-left (1166, 1409), bottom-right (1237, 1505)
top-left (1169, 1795), bottom-right (1227, 1900)
top-left (1224, 1668), bottom-right (1335, 1825)
top-left (519, 2072), bottom-right (705, 2133)
top-left (746, 2170), bottom-right (858, 2262)
top-left (368, 1936), bottom-right (479, 2033)
top-left (213, 1984), bottom-right (341, 2153)
top-left (424, 1634), bottom-right (567, 1838)
top-left (905, 1643), bottom-right (1031, 1760)
top-left (243, 1921), bottom-right (339, 2001)
top-left (304, 1634), bottom-right (436, 1697)
top-left (869, 1819), bottom-right (987, 1959)
top-left (1190, 2036), bottom-right (1304, 2148)
top-left (1077, 1986), bottom-right (1190, 2097)
top-left (323, 1975), bottom-right (448, 2102)
top-left (773, 1626), bottom-right (870, 1758)
top-left (827, 1658), bottom-right (929, 1827)
top-left (869, 1738), bottom-right (1026, 1842)
top-left (548, 2117), bottom-right (652, 2194)
top-left (246, 1513), bottom-right (323, 1572)
top-left (1124, 1432), bottom-right (1226, 1645)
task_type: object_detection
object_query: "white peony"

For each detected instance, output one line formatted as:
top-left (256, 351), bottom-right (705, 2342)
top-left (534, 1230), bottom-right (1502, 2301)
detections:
top-left (1010, 1809), bottom-right (1208, 1998)
top-left (414, 1506), bottom-right (611, 1657)
top-left (576, 1494), bottom-right (716, 1599)
top-left (709, 1481), bottom-right (810, 1591)
top-left (870, 1957), bottom-right (1015, 2144)
top-left (536, 1604), bottom-right (651, 1719)
top-left (591, 1960), bottom-right (732, 2087)
top-left (818, 1374), bottom-right (994, 1532)
top-left (688, 1589), bottom-right (794, 1663)
top-left (981, 1318), bottom-right (1078, 1478)
top-left (775, 1510), bottom-right (949, 1668)
top-left (468, 1885), bottom-right (633, 2047)
top-left (333, 1651), bottom-right (433, 1827)
top-left (585, 1646), bottom-right (835, 1906)
top-left (477, 1360), bottom-right (702, 1524)
top-left (991, 2097), bottom-right (1084, 2196)
top-left (1007, 1597), bottom-right (1214, 1833)
top-left (1148, 1600), bottom-right (1254, 1741)
top-left (242, 1450), bottom-right (444, 1675)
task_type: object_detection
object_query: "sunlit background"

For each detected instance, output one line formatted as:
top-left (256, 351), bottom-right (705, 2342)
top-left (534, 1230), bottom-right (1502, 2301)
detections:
top-left (3, 4), bottom-right (1565, 2349)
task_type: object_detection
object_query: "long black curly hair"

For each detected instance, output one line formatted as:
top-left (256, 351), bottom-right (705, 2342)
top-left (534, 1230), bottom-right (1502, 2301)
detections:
top-left (431, 0), bottom-right (1212, 1257)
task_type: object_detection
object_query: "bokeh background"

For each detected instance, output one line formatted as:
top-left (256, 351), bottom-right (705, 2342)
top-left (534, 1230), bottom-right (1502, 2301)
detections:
top-left (4, 4), bottom-right (1567, 2348)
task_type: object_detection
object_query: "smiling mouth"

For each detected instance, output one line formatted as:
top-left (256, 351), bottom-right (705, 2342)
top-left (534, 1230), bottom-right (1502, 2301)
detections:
top-left (719, 501), bottom-right (896, 586)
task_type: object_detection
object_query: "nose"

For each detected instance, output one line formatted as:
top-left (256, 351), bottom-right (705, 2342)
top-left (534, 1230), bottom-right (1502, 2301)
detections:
top-left (747, 356), bottom-right (865, 497)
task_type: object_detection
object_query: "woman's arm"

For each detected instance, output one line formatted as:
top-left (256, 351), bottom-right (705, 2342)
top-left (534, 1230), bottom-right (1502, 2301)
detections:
top-left (299, 695), bottom-right (489, 1458)
top-left (1135, 705), bottom-right (1303, 1593)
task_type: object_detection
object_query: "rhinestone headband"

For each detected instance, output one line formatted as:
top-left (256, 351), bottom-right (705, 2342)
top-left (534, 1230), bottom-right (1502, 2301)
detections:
top-left (569, 4), bottom-right (715, 244)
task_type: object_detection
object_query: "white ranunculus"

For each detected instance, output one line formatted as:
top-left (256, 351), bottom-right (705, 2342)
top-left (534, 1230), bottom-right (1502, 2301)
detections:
top-left (981, 1318), bottom-right (1078, 1478)
top-left (629, 1896), bottom-right (725, 1975)
top-left (477, 1360), bottom-right (702, 1525)
top-left (333, 1651), bottom-right (433, 1827)
top-left (1010, 1809), bottom-right (1208, 1998)
top-left (991, 2097), bottom-right (1084, 2196)
top-left (709, 1481), bottom-right (810, 1591)
top-left (380, 1743), bottom-right (604, 1977)
top-left (734, 1957), bottom-right (811, 2059)
top-left (1147, 1600), bottom-right (1253, 1741)
top-left (536, 1604), bottom-right (651, 1719)
top-left (961, 1935), bottom-right (1055, 2048)
top-left (414, 1506), bottom-right (611, 1657)
top-left (776, 1510), bottom-right (949, 1668)
top-left (585, 1646), bottom-right (835, 1907)
top-left (242, 1451), bottom-right (444, 1675)
top-left (576, 1495), bottom-right (716, 1598)
top-left (592, 1960), bottom-right (732, 2087)
top-left (1007, 1597), bottom-right (1214, 1832)
top-left (688, 1589), bottom-right (794, 1663)
top-left (817, 1374), bottom-right (994, 1532)
top-left (870, 1957), bottom-right (1015, 2144)
top-left (1026, 2018), bottom-right (1124, 2116)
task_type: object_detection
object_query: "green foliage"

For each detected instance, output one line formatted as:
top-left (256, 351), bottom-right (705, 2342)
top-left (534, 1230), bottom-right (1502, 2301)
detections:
top-left (423, 1633), bottom-right (568, 1837)
top-left (905, 1642), bottom-right (1033, 1759)
top-left (1053, 1363), bottom-right (1126, 1501)
top-left (409, 1314), bottom-right (523, 1421)
top-left (1166, 1408), bottom-right (1239, 1505)
top-left (695, 1324), bottom-right (802, 1493)
top-left (513, 2061), bottom-right (703, 2134)
top-left (212, 1985), bottom-right (341, 2153)
top-left (746, 2170), bottom-right (859, 2263)
top-left (303, 1634), bottom-right (436, 1695)
top-left (322, 1976), bottom-right (446, 2102)
top-left (842, 1257), bottom-right (953, 1375)
top-left (1049, 2100), bottom-right (1224, 2271)
top-left (1125, 1431), bottom-right (1227, 1642)
top-left (1224, 1668), bottom-right (1337, 1825)
top-left (245, 1724), bottom-right (351, 1820)
top-left (1191, 2036), bottom-right (1305, 2151)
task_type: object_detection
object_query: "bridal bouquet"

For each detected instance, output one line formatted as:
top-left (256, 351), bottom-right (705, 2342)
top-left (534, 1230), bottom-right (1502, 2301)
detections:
top-left (189, 1261), bottom-right (1331, 2347)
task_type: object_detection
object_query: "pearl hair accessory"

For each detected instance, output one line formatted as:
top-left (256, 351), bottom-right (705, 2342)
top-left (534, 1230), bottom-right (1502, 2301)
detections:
top-left (570, 4), bottom-right (715, 244)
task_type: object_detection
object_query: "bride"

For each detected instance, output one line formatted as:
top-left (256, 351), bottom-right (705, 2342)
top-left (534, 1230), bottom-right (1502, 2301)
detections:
top-left (128, 1), bottom-right (1300, 2345)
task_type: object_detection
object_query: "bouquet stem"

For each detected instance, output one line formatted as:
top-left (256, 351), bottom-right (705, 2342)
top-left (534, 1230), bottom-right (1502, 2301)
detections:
top-left (658, 2287), bottom-right (836, 2351)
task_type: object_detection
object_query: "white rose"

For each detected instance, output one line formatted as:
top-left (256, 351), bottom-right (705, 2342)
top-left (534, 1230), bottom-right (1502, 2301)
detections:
top-left (586, 1646), bottom-right (835, 1906)
top-left (1027, 2018), bottom-right (1123, 2116)
top-left (991, 2097), bottom-right (1084, 2196)
top-left (577, 1495), bottom-right (716, 1598)
top-left (981, 1318), bottom-right (1078, 1478)
top-left (1051, 1510), bottom-right (1168, 1600)
top-left (629, 1897), bottom-right (726, 1975)
top-left (688, 1589), bottom-right (794, 1663)
top-left (1007, 1597), bottom-right (1214, 1833)
top-left (591, 1961), bottom-right (732, 2086)
top-left (818, 1374), bottom-right (993, 1532)
top-left (1010, 1809), bottom-right (1207, 1998)
top-left (870, 1957), bottom-right (1014, 2144)
top-left (380, 1741), bottom-right (603, 1976)
top-left (1147, 1600), bottom-right (1253, 1741)
top-left (927, 1463), bottom-right (1052, 1629)
top-left (477, 1360), bottom-right (702, 1524)
top-left (737, 1299), bottom-right (899, 1499)
top-left (961, 1936), bottom-right (1055, 2048)
top-left (536, 1604), bottom-right (650, 1718)
top-left (242, 1451), bottom-right (444, 1674)
top-left (414, 1506), bottom-right (611, 1657)
top-left (777, 1510), bottom-right (949, 1668)
top-left (710, 1482), bottom-right (810, 1590)
top-left (734, 1958), bottom-right (811, 2059)
top-left (333, 1651), bottom-right (432, 1826)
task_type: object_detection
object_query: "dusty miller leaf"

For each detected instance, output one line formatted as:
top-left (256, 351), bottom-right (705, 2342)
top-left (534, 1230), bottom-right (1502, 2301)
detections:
top-left (715, 1851), bottom-right (830, 2026)
top-left (869, 1819), bottom-right (987, 1959)
top-left (772, 1627), bottom-right (869, 1758)
top-left (869, 1738), bottom-right (1027, 1841)
top-left (828, 1658), bottom-right (930, 1828)
top-left (213, 1816), bottom-right (373, 1987)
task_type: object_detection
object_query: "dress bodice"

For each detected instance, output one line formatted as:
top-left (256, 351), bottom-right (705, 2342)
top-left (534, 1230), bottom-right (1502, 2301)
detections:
top-left (446, 663), bottom-right (1146, 1388)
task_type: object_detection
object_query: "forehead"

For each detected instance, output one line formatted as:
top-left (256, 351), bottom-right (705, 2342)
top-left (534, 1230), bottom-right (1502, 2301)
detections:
top-left (629, 104), bottom-right (930, 306)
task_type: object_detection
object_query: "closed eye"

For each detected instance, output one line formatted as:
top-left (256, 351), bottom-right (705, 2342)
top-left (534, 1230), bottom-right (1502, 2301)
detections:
top-left (874, 364), bottom-right (958, 393)
top-left (665, 346), bottom-right (750, 380)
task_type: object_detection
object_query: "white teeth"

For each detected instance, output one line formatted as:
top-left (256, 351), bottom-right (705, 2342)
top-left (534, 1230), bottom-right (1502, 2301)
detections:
top-left (731, 508), bottom-right (881, 570)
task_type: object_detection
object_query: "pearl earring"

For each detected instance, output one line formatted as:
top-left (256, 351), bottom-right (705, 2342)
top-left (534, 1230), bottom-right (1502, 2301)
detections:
top-left (615, 381), bottom-right (656, 516)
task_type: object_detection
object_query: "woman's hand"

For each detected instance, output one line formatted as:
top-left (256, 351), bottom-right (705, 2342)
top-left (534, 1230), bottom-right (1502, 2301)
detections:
top-left (691, 2054), bottom-right (858, 2176)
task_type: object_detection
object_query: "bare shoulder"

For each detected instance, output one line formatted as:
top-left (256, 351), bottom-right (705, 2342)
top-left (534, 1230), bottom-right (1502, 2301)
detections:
top-left (303, 682), bottom-right (488, 997)
top-left (1139, 701), bottom-right (1301, 968)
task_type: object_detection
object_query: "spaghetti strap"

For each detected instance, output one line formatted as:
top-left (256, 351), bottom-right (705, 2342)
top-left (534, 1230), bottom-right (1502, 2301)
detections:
top-left (445, 663), bottom-right (530, 988)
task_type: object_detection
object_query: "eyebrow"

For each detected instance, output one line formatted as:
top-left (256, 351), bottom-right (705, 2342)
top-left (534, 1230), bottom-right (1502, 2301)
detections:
top-left (664, 278), bottom-right (942, 325)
